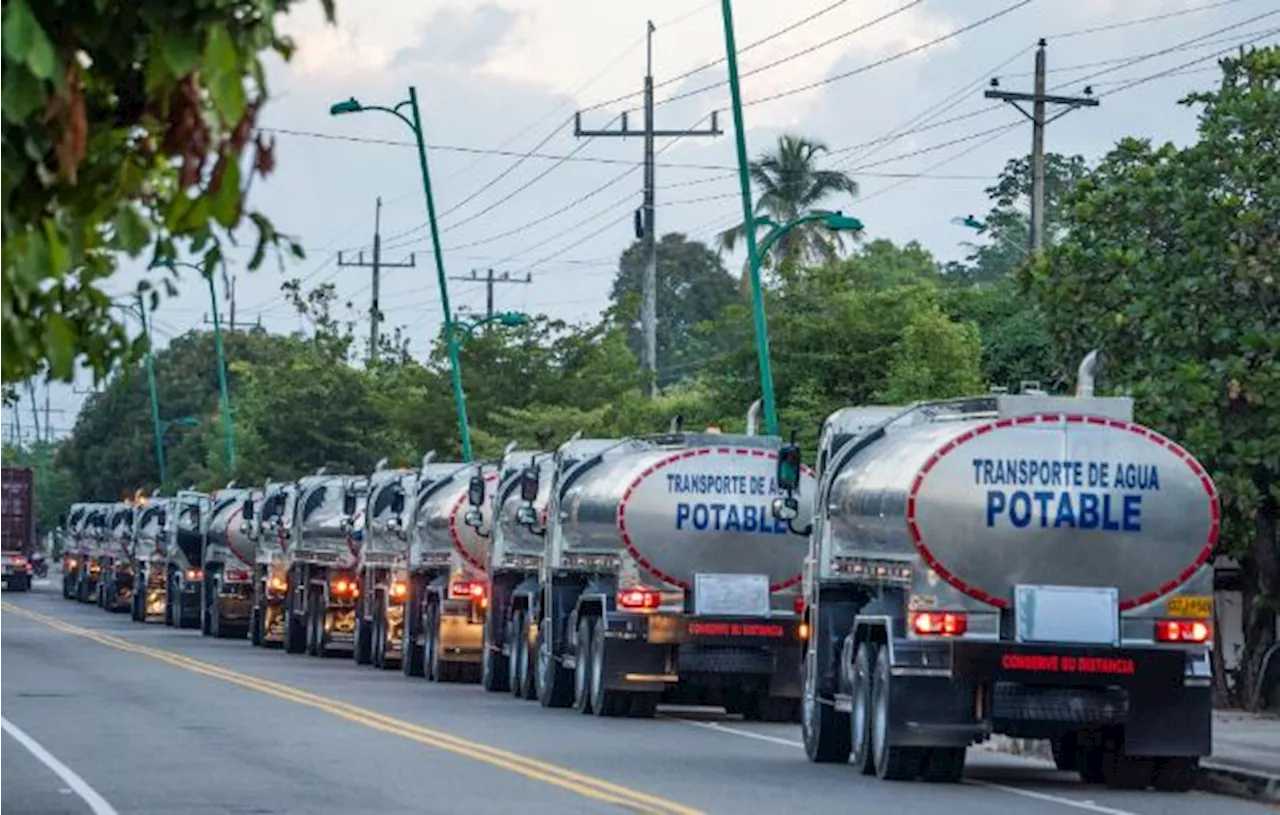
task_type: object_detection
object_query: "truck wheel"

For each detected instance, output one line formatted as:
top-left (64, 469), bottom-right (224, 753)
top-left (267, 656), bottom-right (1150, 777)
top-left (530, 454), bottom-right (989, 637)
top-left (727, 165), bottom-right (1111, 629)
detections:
top-left (373, 608), bottom-right (390, 669)
top-left (482, 615), bottom-right (510, 693)
top-left (802, 645), bottom-right (851, 764)
top-left (285, 606), bottom-right (306, 654)
top-left (250, 605), bottom-right (263, 646)
top-left (1050, 733), bottom-right (1076, 771)
top-left (850, 642), bottom-right (876, 774)
top-left (588, 617), bottom-right (628, 717)
top-left (573, 617), bottom-right (594, 714)
top-left (1152, 756), bottom-right (1197, 792)
top-left (509, 610), bottom-right (529, 698)
top-left (1100, 729), bottom-right (1154, 790)
top-left (401, 595), bottom-right (424, 677)
top-left (425, 601), bottom-right (440, 680)
top-left (536, 622), bottom-right (573, 708)
top-left (130, 573), bottom-right (145, 622)
top-left (920, 748), bottom-right (966, 783)
top-left (164, 579), bottom-right (175, 626)
top-left (355, 608), bottom-right (373, 665)
top-left (96, 580), bottom-right (106, 608)
top-left (871, 644), bottom-right (925, 781)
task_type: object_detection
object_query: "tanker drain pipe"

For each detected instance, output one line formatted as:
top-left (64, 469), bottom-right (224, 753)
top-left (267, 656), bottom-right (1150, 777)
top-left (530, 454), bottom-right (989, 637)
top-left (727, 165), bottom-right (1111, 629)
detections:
top-left (746, 399), bottom-right (762, 436)
top-left (1076, 349), bottom-right (1101, 398)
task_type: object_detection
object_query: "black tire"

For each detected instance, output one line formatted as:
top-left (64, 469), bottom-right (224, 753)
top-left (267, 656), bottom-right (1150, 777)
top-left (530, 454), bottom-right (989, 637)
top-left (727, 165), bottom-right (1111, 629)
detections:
top-left (850, 642), bottom-right (876, 774)
top-left (402, 592), bottom-right (424, 677)
top-left (536, 620), bottom-right (573, 708)
top-left (285, 604), bottom-right (306, 654)
top-left (802, 644), bottom-right (851, 764)
top-left (355, 606), bottom-right (373, 665)
top-left (588, 617), bottom-right (630, 717)
top-left (1101, 729), bottom-right (1155, 791)
top-left (425, 601), bottom-right (442, 680)
top-left (509, 609), bottom-right (529, 698)
top-left (920, 748), bottom-right (966, 783)
top-left (482, 614), bottom-right (510, 693)
top-left (1051, 733), bottom-right (1076, 771)
top-left (201, 574), bottom-right (213, 636)
top-left (871, 644), bottom-right (925, 781)
top-left (573, 616), bottom-right (594, 714)
top-left (164, 577), bottom-right (175, 627)
top-left (1075, 729), bottom-right (1105, 784)
top-left (1152, 757), bottom-right (1197, 792)
top-left (250, 604), bottom-right (263, 646)
top-left (130, 572), bottom-right (145, 622)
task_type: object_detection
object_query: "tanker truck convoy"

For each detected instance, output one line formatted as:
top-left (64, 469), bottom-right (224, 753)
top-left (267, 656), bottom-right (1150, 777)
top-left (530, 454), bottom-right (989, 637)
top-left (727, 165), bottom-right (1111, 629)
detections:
top-left (97, 500), bottom-right (136, 612)
top-left (398, 461), bottom-right (495, 682)
top-left (72, 503), bottom-right (109, 603)
top-left (352, 458), bottom-right (427, 670)
top-left (505, 421), bottom-right (815, 720)
top-left (770, 374), bottom-right (1218, 790)
top-left (163, 491), bottom-right (208, 629)
top-left (247, 480), bottom-right (295, 648)
top-left (479, 445), bottom-right (555, 696)
top-left (283, 471), bottom-right (368, 657)
top-left (130, 498), bottom-right (169, 622)
top-left (201, 484), bottom-right (258, 639)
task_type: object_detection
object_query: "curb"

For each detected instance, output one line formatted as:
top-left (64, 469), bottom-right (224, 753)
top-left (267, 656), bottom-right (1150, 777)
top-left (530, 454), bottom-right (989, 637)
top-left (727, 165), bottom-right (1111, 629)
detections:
top-left (984, 736), bottom-right (1280, 803)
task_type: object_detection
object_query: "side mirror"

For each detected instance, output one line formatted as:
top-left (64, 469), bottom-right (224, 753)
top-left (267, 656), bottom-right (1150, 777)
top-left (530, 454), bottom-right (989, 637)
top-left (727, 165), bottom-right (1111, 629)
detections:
top-left (516, 505), bottom-right (538, 527)
top-left (468, 474), bottom-right (486, 508)
top-left (776, 435), bottom-right (802, 494)
top-left (464, 508), bottom-right (484, 529)
top-left (520, 465), bottom-right (539, 503)
top-left (343, 490), bottom-right (357, 516)
top-left (390, 489), bottom-right (405, 514)
top-left (58, 514), bottom-right (66, 528)
top-left (242, 498), bottom-right (255, 521)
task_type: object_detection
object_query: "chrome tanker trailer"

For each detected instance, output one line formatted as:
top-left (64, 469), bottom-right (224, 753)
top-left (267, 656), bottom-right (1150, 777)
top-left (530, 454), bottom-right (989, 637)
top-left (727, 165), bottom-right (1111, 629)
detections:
top-left (164, 490), bottom-right (208, 629)
top-left (248, 480), bottom-right (295, 647)
top-left (400, 462), bottom-right (495, 683)
top-left (130, 498), bottom-right (169, 622)
top-left (201, 484), bottom-right (258, 639)
top-left (512, 421), bottom-right (816, 719)
top-left (771, 361), bottom-right (1218, 790)
top-left (98, 500), bottom-right (136, 612)
top-left (71, 503), bottom-right (109, 603)
top-left (60, 503), bottom-right (91, 599)
top-left (478, 444), bottom-right (554, 696)
top-left (283, 471), bottom-right (368, 657)
top-left (353, 458), bottom-right (427, 669)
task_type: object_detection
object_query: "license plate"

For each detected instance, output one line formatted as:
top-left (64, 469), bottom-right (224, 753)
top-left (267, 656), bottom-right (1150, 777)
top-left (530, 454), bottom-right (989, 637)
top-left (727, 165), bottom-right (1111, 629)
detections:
top-left (1167, 595), bottom-right (1212, 619)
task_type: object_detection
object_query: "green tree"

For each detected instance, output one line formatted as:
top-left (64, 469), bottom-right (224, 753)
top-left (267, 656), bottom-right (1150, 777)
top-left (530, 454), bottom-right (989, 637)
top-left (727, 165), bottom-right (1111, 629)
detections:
top-left (879, 306), bottom-right (984, 403)
top-left (942, 280), bottom-right (1056, 390)
top-left (1, 0), bottom-right (334, 385)
top-left (718, 135), bottom-right (859, 269)
top-left (610, 233), bottom-right (739, 386)
top-left (1020, 47), bottom-right (1279, 706)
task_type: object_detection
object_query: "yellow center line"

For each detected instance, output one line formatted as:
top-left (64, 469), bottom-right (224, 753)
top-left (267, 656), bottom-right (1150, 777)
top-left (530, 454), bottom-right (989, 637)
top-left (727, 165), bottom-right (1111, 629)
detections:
top-left (2, 602), bottom-right (704, 815)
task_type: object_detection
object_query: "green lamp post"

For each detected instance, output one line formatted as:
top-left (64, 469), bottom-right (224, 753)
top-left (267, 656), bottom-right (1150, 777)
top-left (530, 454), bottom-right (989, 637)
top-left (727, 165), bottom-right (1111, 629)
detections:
top-left (452, 311), bottom-right (531, 336)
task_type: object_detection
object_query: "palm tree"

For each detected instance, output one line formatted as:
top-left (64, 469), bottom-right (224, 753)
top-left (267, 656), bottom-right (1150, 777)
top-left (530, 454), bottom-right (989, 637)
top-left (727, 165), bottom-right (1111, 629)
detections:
top-left (719, 135), bottom-right (859, 269)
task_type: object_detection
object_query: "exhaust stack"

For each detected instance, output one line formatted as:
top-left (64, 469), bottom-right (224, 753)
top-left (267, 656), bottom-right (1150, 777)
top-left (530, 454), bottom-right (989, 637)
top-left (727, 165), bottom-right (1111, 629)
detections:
top-left (1076, 349), bottom-right (1101, 398)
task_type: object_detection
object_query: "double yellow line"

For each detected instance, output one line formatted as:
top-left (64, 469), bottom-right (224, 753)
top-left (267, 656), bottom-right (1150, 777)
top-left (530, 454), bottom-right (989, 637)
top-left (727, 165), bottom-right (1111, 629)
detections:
top-left (2, 602), bottom-right (703, 815)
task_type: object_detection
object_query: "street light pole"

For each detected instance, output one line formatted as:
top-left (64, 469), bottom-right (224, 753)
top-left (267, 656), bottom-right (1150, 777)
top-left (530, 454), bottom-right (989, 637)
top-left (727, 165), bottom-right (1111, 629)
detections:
top-left (330, 88), bottom-right (476, 461)
top-left (719, 0), bottom-right (777, 436)
top-left (757, 212), bottom-right (863, 262)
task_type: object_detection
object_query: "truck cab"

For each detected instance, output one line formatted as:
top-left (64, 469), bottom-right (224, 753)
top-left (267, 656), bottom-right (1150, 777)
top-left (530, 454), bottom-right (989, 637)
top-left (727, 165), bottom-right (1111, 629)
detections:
top-left (201, 485), bottom-right (257, 639)
top-left (353, 461), bottom-right (418, 669)
top-left (164, 491), bottom-right (208, 628)
top-left (249, 480), bottom-right (295, 647)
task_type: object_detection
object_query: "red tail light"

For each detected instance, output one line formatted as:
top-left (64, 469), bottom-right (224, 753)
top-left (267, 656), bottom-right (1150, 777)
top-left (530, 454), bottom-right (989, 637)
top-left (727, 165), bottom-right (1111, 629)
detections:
top-left (66, 557), bottom-right (78, 568)
top-left (910, 611), bottom-right (967, 637)
top-left (185, 568), bottom-right (202, 581)
top-left (391, 581), bottom-right (408, 600)
top-left (617, 588), bottom-right (661, 611)
top-left (794, 595), bottom-right (806, 615)
top-left (451, 581), bottom-right (485, 600)
top-left (226, 569), bottom-right (250, 582)
top-left (332, 579), bottom-right (358, 597)
top-left (1156, 620), bottom-right (1210, 643)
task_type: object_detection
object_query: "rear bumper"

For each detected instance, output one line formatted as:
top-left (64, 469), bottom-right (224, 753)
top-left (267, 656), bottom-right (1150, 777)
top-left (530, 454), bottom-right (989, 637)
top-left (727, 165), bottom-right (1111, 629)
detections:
top-left (602, 613), bottom-right (803, 696)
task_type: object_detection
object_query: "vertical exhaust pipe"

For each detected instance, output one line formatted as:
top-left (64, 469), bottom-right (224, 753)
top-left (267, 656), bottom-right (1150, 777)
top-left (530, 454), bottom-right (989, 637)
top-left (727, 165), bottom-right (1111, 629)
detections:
top-left (746, 399), bottom-right (762, 436)
top-left (669, 414), bottom-right (684, 434)
top-left (1076, 349), bottom-right (1101, 397)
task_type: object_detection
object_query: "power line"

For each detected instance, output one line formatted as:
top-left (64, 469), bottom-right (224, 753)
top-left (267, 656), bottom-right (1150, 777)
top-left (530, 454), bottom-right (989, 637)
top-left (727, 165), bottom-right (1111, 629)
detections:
top-left (1100, 26), bottom-right (1279, 96)
top-left (1050, 0), bottom-right (1251, 40)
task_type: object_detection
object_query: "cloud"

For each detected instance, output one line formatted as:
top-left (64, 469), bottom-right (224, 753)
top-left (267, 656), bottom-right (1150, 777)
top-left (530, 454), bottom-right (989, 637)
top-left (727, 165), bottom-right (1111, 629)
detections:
top-left (392, 3), bottom-right (520, 70)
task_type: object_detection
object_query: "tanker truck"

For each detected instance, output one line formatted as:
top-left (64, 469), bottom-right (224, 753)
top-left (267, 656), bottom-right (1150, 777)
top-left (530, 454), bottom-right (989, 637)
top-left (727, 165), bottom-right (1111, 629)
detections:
top-left (71, 504), bottom-right (109, 603)
top-left (247, 480), bottom-right (295, 647)
top-left (400, 462), bottom-right (495, 682)
top-left (283, 471), bottom-right (368, 657)
top-left (770, 366), bottom-right (1217, 790)
top-left (164, 490), bottom-right (208, 629)
top-left (201, 485), bottom-right (258, 639)
top-left (130, 499), bottom-right (169, 622)
top-left (353, 458), bottom-right (427, 669)
top-left (510, 420), bottom-right (815, 720)
top-left (97, 501), bottom-right (136, 612)
top-left (60, 503), bottom-right (91, 599)
top-left (479, 444), bottom-right (554, 696)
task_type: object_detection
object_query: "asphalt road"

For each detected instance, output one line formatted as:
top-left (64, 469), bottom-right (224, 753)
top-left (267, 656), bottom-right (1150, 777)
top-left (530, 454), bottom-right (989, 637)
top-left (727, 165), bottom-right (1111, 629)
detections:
top-left (3, 580), bottom-right (1273, 815)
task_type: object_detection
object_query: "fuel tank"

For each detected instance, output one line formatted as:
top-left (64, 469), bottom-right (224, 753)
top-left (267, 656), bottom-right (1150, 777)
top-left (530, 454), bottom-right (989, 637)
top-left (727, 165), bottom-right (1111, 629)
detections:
top-left (291, 474), bottom-right (367, 568)
top-left (362, 466), bottom-right (419, 567)
top-left (409, 463), bottom-right (495, 575)
top-left (205, 486), bottom-right (258, 570)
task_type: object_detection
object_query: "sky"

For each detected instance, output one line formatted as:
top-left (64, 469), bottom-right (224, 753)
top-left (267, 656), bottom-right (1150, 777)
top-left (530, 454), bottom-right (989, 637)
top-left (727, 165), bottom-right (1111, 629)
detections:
top-left (5, 0), bottom-right (1278, 442)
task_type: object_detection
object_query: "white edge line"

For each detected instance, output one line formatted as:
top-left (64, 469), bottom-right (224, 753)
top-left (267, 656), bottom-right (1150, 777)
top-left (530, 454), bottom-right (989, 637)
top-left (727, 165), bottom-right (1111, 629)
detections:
top-left (659, 715), bottom-right (1140, 815)
top-left (1, 716), bottom-right (121, 815)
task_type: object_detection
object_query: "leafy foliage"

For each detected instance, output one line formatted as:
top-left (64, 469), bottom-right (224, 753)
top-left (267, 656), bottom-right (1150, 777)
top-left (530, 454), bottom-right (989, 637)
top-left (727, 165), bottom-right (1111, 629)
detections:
top-left (1021, 46), bottom-right (1279, 705)
top-left (1, 0), bottom-right (333, 385)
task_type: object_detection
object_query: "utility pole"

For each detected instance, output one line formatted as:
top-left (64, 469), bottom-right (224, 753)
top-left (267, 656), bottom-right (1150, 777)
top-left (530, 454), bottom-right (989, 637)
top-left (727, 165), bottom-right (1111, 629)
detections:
top-left (203, 313), bottom-right (261, 333)
top-left (575, 20), bottom-right (722, 395)
top-left (985, 39), bottom-right (1098, 255)
top-left (448, 269), bottom-right (532, 319)
top-left (339, 197), bottom-right (415, 361)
